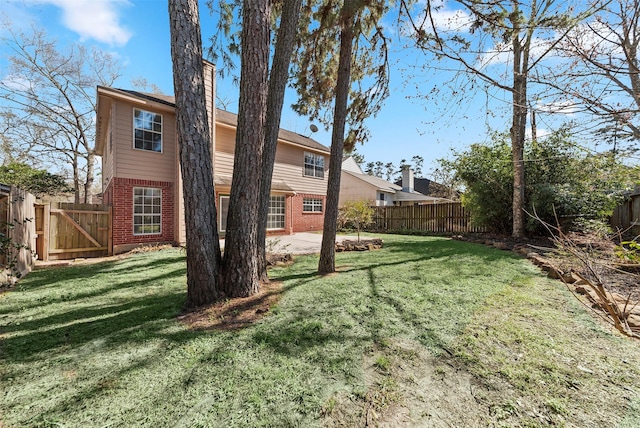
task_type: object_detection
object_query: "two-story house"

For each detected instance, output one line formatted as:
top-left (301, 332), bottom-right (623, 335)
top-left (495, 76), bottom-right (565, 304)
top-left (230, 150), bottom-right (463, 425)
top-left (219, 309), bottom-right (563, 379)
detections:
top-left (95, 63), bottom-right (329, 254)
top-left (339, 157), bottom-right (451, 207)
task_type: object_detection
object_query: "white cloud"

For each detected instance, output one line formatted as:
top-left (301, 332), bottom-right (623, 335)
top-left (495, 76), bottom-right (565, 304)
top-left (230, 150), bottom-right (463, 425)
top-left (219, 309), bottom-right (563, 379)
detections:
top-left (32, 0), bottom-right (132, 46)
top-left (477, 36), bottom-right (555, 69)
top-left (0, 74), bottom-right (32, 91)
top-left (525, 127), bottom-right (549, 141)
top-left (536, 100), bottom-right (579, 115)
top-left (430, 8), bottom-right (473, 32)
top-left (565, 19), bottom-right (624, 59)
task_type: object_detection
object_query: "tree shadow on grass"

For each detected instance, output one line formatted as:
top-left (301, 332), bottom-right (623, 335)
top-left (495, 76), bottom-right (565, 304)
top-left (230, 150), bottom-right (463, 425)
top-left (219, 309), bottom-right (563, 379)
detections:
top-left (0, 251), bottom-right (195, 364)
top-left (251, 237), bottom-right (527, 369)
top-left (0, 261), bottom-right (187, 316)
top-left (21, 253), bottom-right (186, 290)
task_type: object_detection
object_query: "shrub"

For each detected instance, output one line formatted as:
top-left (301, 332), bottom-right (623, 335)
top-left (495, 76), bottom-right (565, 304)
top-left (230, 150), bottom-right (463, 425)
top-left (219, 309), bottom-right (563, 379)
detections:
top-left (440, 129), bottom-right (637, 235)
top-left (340, 200), bottom-right (374, 242)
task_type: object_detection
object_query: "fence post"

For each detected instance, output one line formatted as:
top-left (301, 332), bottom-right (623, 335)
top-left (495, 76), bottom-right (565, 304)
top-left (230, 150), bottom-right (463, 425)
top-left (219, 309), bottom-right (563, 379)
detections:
top-left (108, 205), bottom-right (113, 256)
top-left (41, 203), bottom-right (50, 262)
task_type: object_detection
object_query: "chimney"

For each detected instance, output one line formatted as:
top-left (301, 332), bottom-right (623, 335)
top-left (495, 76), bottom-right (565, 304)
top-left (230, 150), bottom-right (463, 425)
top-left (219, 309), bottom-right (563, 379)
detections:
top-left (401, 166), bottom-right (414, 193)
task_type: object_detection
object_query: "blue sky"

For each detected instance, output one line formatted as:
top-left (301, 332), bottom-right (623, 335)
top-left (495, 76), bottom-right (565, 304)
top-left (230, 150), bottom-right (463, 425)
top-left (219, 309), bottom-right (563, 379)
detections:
top-left (0, 0), bottom-right (569, 177)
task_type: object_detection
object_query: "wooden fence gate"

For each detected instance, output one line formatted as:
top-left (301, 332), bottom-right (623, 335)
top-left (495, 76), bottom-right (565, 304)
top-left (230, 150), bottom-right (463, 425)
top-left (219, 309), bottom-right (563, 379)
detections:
top-left (35, 202), bottom-right (112, 261)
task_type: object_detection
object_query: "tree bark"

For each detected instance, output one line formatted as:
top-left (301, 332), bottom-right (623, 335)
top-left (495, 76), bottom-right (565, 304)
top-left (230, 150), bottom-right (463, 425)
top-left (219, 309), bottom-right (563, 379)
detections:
top-left (169, 0), bottom-right (223, 308)
top-left (318, 6), bottom-right (355, 275)
top-left (511, 2), bottom-right (527, 239)
top-left (222, 0), bottom-right (270, 297)
top-left (257, 0), bottom-right (304, 282)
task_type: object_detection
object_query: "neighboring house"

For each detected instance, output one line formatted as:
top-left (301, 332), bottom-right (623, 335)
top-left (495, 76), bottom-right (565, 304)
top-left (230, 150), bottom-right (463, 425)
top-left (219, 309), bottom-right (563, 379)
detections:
top-left (340, 157), bottom-right (451, 207)
top-left (394, 176), bottom-right (457, 200)
top-left (96, 62), bottom-right (329, 254)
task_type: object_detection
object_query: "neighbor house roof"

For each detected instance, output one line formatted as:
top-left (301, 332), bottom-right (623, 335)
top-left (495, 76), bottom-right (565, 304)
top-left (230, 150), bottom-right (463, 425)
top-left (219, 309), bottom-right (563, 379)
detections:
top-left (95, 86), bottom-right (329, 155)
top-left (393, 191), bottom-right (450, 203)
top-left (343, 170), bottom-right (401, 193)
top-left (341, 160), bottom-right (453, 204)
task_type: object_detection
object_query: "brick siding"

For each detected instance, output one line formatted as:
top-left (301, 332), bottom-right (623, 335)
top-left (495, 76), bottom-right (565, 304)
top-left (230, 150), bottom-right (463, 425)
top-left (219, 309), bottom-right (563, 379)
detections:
top-left (105, 178), bottom-right (175, 248)
top-left (291, 193), bottom-right (325, 233)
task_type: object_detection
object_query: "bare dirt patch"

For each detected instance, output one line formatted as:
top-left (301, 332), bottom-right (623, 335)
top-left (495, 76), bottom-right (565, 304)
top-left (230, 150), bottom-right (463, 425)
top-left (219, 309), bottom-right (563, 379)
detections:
top-left (177, 281), bottom-right (284, 331)
top-left (322, 339), bottom-right (491, 427)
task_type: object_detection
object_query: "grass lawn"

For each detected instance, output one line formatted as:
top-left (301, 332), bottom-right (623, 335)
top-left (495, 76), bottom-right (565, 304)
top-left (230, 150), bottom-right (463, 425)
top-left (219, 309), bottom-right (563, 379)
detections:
top-left (1, 234), bottom-right (639, 427)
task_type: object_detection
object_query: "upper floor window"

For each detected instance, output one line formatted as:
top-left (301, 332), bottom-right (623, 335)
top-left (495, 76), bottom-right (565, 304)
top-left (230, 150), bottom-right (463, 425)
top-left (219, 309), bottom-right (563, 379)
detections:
top-left (133, 108), bottom-right (162, 153)
top-left (304, 152), bottom-right (324, 178)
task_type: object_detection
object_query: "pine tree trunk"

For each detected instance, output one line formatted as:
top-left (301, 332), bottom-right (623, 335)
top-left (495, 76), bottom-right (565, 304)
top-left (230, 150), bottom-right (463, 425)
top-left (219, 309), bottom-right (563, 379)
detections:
top-left (257, 0), bottom-right (303, 282)
top-left (169, 0), bottom-right (222, 308)
top-left (318, 9), bottom-right (355, 275)
top-left (222, 0), bottom-right (270, 297)
top-left (511, 11), bottom-right (527, 239)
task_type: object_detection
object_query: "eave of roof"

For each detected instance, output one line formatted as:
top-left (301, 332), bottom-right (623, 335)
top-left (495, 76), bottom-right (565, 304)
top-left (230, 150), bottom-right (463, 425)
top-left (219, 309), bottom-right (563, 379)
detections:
top-left (393, 191), bottom-right (450, 202)
top-left (343, 170), bottom-right (401, 192)
top-left (95, 86), bottom-right (330, 154)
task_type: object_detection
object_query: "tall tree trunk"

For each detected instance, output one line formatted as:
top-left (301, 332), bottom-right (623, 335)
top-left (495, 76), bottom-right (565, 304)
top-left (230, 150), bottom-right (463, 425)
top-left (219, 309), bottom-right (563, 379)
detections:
top-left (72, 154), bottom-right (80, 204)
top-left (257, 0), bottom-right (303, 282)
top-left (169, 0), bottom-right (223, 308)
top-left (222, 0), bottom-right (270, 297)
top-left (318, 7), bottom-right (355, 275)
top-left (511, 72), bottom-right (526, 238)
top-left (84, 150), bottom-right (94, 204)
top-left (511, 5), bottom-right (527, 239)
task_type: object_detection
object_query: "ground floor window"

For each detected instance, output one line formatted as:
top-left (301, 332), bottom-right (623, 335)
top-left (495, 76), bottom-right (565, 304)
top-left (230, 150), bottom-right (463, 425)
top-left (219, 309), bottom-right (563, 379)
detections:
top-left (133, 187), bottom-right (161, 235)
top-left (219, 195), bottom-right (229, 232)
top-left (267, 195), bottom-right (285, 229)
top-left (303, 198), bottom-right (323, 212)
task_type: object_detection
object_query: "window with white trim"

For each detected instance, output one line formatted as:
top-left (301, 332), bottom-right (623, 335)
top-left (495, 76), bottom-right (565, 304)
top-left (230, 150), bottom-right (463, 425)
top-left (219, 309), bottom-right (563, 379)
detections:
top-left (133, 109), bottom-right (162, 152)
top-left (267, 195), bottom-right (285, 229)
top-left (133, 187), bottom-right (162, 235)
top-left (303, 198), bottom-right (323, 212)
top-left (304, 152), bottom-right (324, 178)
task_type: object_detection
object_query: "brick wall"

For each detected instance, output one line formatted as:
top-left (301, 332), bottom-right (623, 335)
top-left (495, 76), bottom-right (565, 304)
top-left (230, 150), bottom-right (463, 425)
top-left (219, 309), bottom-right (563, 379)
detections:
top-left (291, 193), bottom-right (325, 233)
top-left (107, 178), bottom-right (175, 250)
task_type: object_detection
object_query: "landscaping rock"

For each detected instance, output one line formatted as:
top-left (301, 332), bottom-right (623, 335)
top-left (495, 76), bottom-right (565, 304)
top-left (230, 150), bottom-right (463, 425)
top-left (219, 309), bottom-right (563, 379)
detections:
top-left (336, 238), bottom-right (383, 252)
top-left (547, 266), bottom-right (562, 279)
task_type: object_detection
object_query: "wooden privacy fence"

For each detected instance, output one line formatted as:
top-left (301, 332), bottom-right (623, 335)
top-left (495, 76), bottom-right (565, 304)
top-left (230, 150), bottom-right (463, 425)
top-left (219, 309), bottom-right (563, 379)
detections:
top-left (372, 203), bottom-right (485, 234)
top-left (611, 191), bottom-right (640, 235)
top-left (35, 202), bottom-right (112, 261)
top-left (0, 186), bottom-right (37, 283)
